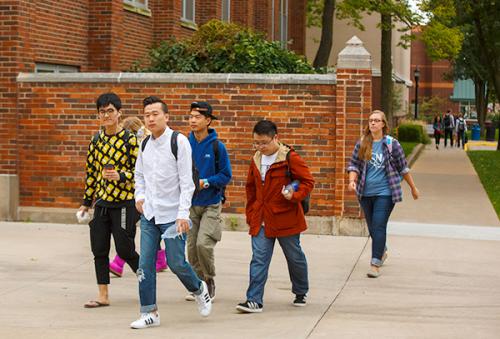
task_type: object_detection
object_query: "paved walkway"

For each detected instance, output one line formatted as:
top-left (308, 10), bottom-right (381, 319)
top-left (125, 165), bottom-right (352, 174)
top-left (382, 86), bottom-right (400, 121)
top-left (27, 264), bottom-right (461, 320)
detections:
top-left (391, 140), bottom-right (500, 227)
top-left (1, 221), bottom-right (500, 339)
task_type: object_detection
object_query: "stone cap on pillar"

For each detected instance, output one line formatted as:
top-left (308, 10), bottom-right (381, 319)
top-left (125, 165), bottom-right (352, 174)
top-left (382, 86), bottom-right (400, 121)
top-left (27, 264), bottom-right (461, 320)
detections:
top-left (337, 36), bottom-right (371, 70)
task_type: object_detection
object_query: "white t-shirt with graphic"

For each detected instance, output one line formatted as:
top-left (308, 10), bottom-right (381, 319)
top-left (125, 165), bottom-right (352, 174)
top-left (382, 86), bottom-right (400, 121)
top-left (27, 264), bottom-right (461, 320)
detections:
top-left (260, 151), bottom-right (278, 182)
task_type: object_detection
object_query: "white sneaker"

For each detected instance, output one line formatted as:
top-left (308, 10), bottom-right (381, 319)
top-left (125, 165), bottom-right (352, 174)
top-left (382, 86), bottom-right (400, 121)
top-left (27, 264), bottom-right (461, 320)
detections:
top-left (130, 312), bottom-right (160, 329)
top-left (194, 281), bottom-right (212, 317)
top-left (185, 293), bottom-right (195, 301)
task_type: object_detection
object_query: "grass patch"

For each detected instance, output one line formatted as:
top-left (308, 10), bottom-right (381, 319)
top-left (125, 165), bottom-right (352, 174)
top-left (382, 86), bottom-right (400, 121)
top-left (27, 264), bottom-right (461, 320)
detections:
top-left (400, 142), bottom-right (418, 157)
top-left (467, 151), bottom-right (500, 219)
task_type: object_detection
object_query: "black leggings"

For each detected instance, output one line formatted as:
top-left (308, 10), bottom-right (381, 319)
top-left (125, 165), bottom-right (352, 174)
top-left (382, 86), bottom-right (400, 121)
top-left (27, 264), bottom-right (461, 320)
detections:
top-left (434, 130), bottom-right (441, 146)
top-left (444, 128), bottom-right (453, 147)
top-left (89, 204), bottom-right (140, 284)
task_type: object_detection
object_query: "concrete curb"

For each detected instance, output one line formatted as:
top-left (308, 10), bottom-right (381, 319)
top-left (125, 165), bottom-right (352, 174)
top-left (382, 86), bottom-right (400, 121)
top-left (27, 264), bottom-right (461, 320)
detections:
top-left (406, 143), bottom-right (425, 168)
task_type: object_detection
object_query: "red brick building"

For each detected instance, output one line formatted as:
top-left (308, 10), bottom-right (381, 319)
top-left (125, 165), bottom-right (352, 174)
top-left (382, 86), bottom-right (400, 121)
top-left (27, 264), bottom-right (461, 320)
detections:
top-left (410, 28), bottom-right (459, 116)
top-left (1, 0), bottom-right (307, 174)
top-left (1, 2), bottom-right (375, 236)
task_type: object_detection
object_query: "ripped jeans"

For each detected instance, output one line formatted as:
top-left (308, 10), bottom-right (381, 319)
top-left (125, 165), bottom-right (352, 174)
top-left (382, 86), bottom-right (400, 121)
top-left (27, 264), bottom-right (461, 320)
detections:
top-left (138, 215), bottom-right (202, 313)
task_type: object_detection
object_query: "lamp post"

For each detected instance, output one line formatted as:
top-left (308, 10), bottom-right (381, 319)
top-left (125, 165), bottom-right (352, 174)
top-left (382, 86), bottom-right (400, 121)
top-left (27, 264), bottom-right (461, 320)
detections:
top-left (414, 66), bottom-right (420, 120)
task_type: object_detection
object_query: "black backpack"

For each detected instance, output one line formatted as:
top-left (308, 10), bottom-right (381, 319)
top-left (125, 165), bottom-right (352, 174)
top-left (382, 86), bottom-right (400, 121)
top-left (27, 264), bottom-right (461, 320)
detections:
top-left (444, 115), bottom-right (452, 128)
top-left (141, 132), bottom-right (226, 203)
top-left (285, 150), bottom-right (311, 214)
top-left (458, 119), bottom-right (465, 131)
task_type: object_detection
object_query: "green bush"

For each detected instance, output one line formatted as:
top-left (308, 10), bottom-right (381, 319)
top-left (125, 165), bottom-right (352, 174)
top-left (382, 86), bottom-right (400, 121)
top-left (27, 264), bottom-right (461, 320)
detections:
top-left (397, 123), bottom-right (430, 144)
top-left (138, 20), bottom-right (315, 74)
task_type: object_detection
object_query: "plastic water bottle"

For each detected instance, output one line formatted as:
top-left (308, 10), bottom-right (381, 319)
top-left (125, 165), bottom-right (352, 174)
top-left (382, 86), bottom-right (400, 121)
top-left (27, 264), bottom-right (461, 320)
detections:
top-left (161, 219), bottom-right (193, 239)
top-left (284, 180), bottom-right (300, 194)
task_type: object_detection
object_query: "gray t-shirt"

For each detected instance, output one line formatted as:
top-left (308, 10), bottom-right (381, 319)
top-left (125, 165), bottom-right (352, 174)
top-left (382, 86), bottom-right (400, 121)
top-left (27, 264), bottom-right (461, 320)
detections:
top-left (363, 140), bottom-right (391, 197)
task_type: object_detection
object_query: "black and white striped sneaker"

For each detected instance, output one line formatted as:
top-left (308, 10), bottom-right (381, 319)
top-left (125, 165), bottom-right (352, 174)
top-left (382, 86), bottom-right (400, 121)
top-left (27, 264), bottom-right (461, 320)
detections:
top-left (130, 312), bottom-right (160, 329)
top-left (293, 294), bottom-right (307, 307)
top-left (236, 300), bottom-right (263, 313)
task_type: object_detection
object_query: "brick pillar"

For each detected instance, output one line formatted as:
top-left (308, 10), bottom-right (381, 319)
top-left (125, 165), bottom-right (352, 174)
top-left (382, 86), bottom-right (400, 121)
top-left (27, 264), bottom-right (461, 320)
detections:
top-left (88, 0), bottom-right (124, 71)
top-left (0, 1), bottom-right (33, 219)
top-left (196, 0), bottom-right (222, 26)
top-left (288, 0), bottom-right (306, 55)
top-left (334, 36), bottom-right (372, 235)
top-left (232, 0), bottom-right (255, 27)
top-left (152, 0), bottom-right (182, 42)
top-left (254, 0), bottom-right (272, 36)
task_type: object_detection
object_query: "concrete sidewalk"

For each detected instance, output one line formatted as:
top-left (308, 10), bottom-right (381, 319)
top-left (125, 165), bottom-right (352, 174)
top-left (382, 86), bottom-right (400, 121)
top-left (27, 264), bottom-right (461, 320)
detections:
top-left (391, 141), bottom-right (500, 227)
top-left (1, 222), bottom-right (500, 338)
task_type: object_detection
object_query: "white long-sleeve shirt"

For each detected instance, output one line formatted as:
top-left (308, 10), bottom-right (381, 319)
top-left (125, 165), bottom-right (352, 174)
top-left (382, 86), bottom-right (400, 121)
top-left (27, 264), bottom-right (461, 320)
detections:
top-left (135, 127), bottom-right (195, 224)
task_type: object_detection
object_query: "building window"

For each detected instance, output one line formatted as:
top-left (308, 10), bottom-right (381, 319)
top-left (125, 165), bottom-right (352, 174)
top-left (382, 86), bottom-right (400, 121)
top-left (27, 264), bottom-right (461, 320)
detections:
top-left (123, 0), bottom-right (148, 10)
top-left (182, 0), bottom-right (195, 23)
top-left (279, 0), bottom-right (288, 48)
top-left (35, 63), bottom-right (79, 73)
top-left (222, 0), bottom-right (230, 22)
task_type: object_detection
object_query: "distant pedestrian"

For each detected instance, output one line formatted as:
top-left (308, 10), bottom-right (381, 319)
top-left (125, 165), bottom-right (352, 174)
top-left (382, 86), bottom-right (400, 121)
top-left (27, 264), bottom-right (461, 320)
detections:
top-left (455, 113), bottom-right (467, 149)
top-left (236, 120), bottom-right (314, 313)
top-left (108, 117), bottom-right (168, 277)
top-left (130, 96), bottom-right (212, 329)
top-left (79, 92), bottom-right (140, 308)
top-left (433, 114), bottom-right (443, 149)
top-left (443, 110), bottom-right (455, 147)
top-left (347, 110), bottom-right (419, 278)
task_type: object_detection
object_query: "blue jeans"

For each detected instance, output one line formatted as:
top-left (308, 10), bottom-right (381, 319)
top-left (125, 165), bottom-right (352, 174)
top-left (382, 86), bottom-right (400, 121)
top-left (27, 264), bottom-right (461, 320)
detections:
top-left (246, 227), bottom-right (309, 305)
top-left (360, 196), bottom-right (395, 267)
top-left (138, 215), bottom-right (202, 313)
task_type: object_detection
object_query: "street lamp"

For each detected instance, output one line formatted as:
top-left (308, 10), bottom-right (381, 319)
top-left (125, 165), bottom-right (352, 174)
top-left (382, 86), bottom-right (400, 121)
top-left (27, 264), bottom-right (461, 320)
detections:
top-left (414, 66), bottom-right (420, 120)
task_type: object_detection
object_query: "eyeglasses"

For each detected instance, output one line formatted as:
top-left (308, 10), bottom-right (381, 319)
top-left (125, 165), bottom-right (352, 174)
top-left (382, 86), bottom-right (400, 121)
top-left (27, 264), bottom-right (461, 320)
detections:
top-left (252, 139), bottom-right (274, 148)
top-left (98, 108), bottom-right (117, 116)
top-left (369, 119), bottom-right (382, 123)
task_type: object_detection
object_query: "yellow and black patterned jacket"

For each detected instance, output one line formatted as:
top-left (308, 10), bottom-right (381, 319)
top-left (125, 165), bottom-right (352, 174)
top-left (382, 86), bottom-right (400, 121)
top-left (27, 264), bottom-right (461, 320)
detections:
top-left (82, 129), bottom-right (138, 208)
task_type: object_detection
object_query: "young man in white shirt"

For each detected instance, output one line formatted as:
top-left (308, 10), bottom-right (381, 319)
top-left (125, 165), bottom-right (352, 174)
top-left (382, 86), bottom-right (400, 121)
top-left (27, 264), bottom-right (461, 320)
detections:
top-left (130, 96), bottom-right (212, 329)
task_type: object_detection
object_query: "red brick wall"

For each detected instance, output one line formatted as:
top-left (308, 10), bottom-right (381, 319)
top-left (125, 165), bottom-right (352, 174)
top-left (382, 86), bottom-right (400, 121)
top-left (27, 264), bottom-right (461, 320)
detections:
top-left (88, 0), bottom-right (124, 71)
top-left (410, 29), bottom-right (459, 113)
top-left (16, 78), bottom-right (346, 216)
top-left (31, 0), bottom-right (89, 69)
top-left (0, 1), bottom-right (34, 174)
top-left (197, 0), bottom-right (222, 26)
top-left (121, 10), bottom-right (153, 70)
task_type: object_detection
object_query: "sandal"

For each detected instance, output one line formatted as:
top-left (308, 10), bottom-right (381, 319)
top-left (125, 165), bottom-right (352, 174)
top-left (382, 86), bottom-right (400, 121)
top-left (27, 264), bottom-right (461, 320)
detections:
top-left (84, 300), bottom-right (110, 308)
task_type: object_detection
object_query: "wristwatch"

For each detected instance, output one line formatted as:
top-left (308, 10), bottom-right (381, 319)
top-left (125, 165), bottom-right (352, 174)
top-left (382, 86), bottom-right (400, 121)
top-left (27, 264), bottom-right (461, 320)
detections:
top-left (202, 179), bottom-right (210, 189)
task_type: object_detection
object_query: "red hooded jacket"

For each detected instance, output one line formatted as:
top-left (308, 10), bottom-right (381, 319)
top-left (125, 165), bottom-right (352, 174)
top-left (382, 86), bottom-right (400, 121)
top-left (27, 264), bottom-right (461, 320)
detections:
top-left (245, 144), bottom-right (314, 238)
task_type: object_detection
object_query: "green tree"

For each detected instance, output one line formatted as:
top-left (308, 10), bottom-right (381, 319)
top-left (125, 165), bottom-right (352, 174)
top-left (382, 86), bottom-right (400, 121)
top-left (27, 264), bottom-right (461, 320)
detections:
top-left (336, 0), bottom-right (420, 127)
top-left (420, 0), bottom-right (500, 146)
top-left (307, 0), bottom-right (336, 69)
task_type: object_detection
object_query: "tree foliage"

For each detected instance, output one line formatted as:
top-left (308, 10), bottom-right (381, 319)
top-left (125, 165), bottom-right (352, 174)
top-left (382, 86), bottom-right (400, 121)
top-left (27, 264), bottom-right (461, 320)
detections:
top-left (137, 20), bottom-right (315, 74)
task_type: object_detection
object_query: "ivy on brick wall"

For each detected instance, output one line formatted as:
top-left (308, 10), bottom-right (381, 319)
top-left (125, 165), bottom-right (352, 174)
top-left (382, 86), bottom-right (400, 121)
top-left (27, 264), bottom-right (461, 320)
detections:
top-left (133, 20), bottom-right (315, 74)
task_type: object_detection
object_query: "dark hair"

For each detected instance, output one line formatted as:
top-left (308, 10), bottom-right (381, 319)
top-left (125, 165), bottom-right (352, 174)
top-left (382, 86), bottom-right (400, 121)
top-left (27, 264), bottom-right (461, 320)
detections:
top-left (96, 92), bottom-right (122, 111)
top-left (253, 120), bottom-right (278, 137)
top-left (143, 96), bottom-right (168, 113)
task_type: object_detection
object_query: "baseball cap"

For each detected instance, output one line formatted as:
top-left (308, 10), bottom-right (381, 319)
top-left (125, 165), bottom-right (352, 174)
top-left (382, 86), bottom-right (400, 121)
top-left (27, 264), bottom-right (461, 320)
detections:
top-left (190, 101), bottom-right (217, 120)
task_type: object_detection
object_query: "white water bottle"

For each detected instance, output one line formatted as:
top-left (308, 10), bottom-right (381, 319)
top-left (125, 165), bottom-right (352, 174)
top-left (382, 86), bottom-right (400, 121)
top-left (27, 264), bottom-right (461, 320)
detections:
top-left (284, 180), bottom-right (300, 195)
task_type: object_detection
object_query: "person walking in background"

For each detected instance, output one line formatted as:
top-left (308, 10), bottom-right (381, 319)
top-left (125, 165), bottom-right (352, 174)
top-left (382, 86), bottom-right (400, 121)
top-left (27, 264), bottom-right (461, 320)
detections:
top-left (433, 114), bottom-right (443, 149)
top-left (131, 96), bottom-right (212, 329)
top-left (108, 117), bottom-right (168, 277)
top-left (185, 102), bottom-right (232, 302)
top-left (78, 92), bottom-right (140, 308)
top-left (347, 110), bottom-right (419, 278)
top-left (236, 120), bottom-right (314, 313)
top-left (455, 113), bottom-right (467, 149)
top-left (443, 110), bottom-right (455, 147)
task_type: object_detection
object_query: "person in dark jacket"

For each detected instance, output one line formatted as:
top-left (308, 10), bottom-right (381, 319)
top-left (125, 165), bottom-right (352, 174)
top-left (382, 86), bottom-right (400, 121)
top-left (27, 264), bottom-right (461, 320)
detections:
top-left (236, 120), bottom-right (314, 313)
top-left (185, 101), bottom-right (232, 302)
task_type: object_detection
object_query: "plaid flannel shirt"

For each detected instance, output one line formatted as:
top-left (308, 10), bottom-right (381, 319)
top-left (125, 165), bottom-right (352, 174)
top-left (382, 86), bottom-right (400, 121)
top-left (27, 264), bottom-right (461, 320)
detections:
top-left (347, 136), bottom-right (410, 203)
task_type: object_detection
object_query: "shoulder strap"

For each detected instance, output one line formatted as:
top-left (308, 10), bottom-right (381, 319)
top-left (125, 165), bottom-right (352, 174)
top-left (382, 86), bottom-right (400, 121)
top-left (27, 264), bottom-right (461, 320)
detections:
top-left (212, 139), bottom-right (220, 172)
top-left (385, 135), bottom-right (393, 155)
top-left (141, 135), bottom-right (151, 152)
top-left (171, 131), bottom-right (180, 161)
top-left (92, 131), bottom-right (100, 147)
top-left (285, 150), bottom-right (293, 178)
